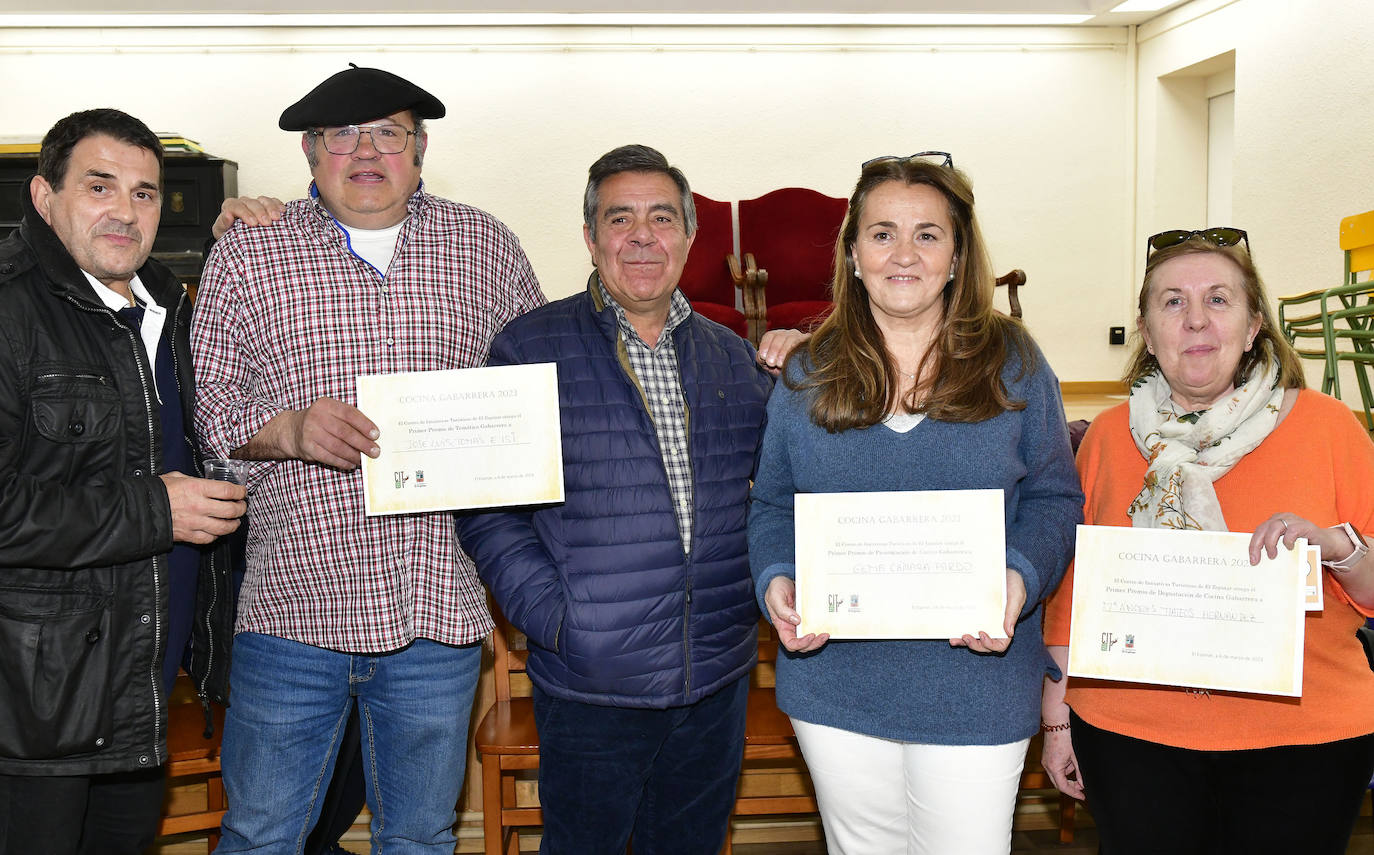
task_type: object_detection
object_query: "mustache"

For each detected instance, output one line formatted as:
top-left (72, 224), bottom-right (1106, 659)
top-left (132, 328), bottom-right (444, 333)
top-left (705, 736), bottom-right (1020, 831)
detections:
top-left (97, 219), bottom-right (142, 242)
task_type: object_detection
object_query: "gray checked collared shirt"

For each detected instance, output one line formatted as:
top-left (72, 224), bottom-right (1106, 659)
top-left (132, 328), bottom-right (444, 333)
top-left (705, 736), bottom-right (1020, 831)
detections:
top-left (597, 277), bottom-right (695, 554)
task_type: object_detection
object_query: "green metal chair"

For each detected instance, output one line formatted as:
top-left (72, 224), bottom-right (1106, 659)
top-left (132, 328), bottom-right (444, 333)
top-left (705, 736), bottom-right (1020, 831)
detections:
top-left (1277, 210), bottom-right (1374, 428)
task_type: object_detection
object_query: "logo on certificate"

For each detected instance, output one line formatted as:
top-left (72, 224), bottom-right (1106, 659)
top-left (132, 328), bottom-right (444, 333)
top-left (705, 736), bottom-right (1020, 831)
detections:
top-left (393, 471), bottom-right (409, 489)
top-left (1100, 632), bottom-right (1117, 652)
top-left (415, 469), bottom-right (426, 487)
top-left (827, 593), bottom-right (862, 613)
top-left (1124, 634), bottom-right (1135, 652)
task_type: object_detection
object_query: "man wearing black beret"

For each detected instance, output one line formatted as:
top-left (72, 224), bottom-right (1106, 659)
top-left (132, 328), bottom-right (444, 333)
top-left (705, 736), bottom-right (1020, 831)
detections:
top-left (190, 65), bottom-right (546, 852)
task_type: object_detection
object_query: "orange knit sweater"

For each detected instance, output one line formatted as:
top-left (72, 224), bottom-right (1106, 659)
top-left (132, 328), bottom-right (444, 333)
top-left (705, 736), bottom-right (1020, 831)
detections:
top-left (1044, 390), bottom-right (1374, 750)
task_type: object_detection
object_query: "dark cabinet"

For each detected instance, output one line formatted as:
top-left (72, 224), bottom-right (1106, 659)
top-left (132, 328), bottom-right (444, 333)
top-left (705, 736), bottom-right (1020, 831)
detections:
top-left (0, 150), bottom-right (238, 287)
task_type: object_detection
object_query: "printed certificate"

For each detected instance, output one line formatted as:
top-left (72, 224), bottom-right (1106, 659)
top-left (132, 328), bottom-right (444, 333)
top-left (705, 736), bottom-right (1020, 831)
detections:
top-left (795, 489), bottom-right (1006, 639)
top-left (357, 363), bottom-right (564, 515)
top-left (1303, 545), bottom-right (1323, 611)
top-left (1068, 525), bottom-right (1307, 697)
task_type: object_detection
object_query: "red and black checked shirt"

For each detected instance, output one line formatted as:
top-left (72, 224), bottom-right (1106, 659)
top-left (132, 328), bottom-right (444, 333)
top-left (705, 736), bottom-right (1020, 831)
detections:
top-left (191, 186), bottom-right (545, 653)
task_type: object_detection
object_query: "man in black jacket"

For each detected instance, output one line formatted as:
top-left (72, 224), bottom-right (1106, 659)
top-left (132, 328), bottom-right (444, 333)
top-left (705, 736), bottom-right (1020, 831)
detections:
top-left (0, 108), bottom-right (246, 855)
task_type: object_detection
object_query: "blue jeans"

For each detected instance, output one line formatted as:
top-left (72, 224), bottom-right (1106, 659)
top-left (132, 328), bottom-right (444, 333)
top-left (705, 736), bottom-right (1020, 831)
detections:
top-left (532, 675), bottom-right (749, 855)
top-left (216, 632), bottom-right (481, 854)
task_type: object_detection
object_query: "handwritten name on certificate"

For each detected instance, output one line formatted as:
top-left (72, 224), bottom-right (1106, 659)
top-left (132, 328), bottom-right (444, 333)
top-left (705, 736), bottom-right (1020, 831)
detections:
top-left (795, 490), bottom-right (1006, 639)
top-left (357, 364), bottom-right (564, 516)
top-left (1068, 525), bottom-right (1307, 697)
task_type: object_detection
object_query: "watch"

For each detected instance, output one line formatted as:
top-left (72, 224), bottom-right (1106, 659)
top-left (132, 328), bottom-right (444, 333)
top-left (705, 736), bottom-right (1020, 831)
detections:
top-left (1323, 522), bottom-right (1369, 573)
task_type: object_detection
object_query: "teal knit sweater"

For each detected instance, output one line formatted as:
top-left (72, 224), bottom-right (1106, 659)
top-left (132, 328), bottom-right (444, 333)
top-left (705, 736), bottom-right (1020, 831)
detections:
top-left (748, 342), bottom-right (1083, 744)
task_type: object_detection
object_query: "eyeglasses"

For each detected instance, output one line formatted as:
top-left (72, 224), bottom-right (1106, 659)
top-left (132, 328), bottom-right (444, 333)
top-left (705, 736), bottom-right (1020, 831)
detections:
top-left (308, 123), bottom-right (417, 156)
top-left (1145, 227), bottom-right (1249, 262)
top-left (862, 151), bottom-right (954, 170)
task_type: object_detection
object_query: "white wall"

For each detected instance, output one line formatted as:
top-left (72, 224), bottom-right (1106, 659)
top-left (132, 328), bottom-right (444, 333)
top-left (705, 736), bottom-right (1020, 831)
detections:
top-left (11, 5), bottom-right (1372, 385)
top-left (1134, 0), bottom-right (1374, 391)
top-left (0, 22), bottom-right (1131, 380)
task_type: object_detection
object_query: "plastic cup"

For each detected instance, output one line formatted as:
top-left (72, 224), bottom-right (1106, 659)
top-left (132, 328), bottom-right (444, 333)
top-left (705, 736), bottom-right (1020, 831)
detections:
top-left (203, 458), bottom-right (248, 486)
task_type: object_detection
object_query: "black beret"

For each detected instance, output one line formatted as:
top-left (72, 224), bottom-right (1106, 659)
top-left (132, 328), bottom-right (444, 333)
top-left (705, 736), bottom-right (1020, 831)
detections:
top-left (278, 64), bottom-right (446, 131)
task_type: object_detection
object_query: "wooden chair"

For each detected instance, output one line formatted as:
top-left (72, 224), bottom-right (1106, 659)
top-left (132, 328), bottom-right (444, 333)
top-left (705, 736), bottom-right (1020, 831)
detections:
top-left (995, 264), bottom-right (1079, 843)
top-left (723, 621), bottom-right (817, 855)
top-left (738, 188), bottom-right (849, 339)
top-left (678, 193), bottom-right (757, 342)
top-left (474, 609), bottom-right (541, 855)
top-left (1018, 731), bottom-right (1077, 844)
top-left (996, 268), bottom-right (1027, 319)
top-left (474, 610), bottom-right (814, 854)
top-left (157, 689), bottom-right (228, 848)
top-left (1278, 210), bottom-right (1374, 427)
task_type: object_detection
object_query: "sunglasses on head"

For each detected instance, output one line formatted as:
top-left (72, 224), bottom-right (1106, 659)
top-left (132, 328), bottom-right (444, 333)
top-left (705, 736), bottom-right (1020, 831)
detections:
top-left (1145, 227), bottom-right (1249, 263)
top-left (862, 151), bottom-right (954, 170)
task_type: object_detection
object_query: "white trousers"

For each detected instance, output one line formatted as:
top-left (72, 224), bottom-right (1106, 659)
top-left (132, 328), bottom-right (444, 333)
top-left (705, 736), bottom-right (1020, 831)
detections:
top-left (791, 718), bottom-right (1029, 855)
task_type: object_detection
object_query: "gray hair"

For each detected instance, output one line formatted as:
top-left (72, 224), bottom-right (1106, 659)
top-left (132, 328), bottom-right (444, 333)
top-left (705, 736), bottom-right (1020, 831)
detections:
top-left (583, 144), bottom-right (697, 241)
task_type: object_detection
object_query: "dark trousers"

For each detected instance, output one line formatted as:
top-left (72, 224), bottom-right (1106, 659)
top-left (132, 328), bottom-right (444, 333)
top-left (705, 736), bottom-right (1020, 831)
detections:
top-left (0, 766), bottom-right (164, 855)
top-left (532, 675), bottom-right (749, 855)
top-left (305, 703), bottom-right (366, 854)
top-left (1070, 711), bottom-right (1374, 855)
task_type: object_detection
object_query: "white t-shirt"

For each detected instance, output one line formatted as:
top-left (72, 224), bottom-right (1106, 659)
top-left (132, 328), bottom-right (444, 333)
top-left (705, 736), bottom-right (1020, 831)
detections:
top-left (339, 220), bottom-right (404, 275)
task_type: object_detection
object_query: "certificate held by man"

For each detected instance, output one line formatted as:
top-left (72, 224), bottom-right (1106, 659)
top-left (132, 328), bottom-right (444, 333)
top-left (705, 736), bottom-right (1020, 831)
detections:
top-left (1068, 525), bottom-right (1307, 697)
top-left (795, 489), bottom-right (1006, 639)
top-left (357, 363), bottom-right (564, 515)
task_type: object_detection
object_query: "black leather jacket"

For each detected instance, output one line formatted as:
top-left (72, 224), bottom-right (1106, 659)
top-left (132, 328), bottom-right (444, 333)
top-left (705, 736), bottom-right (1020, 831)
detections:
top-left (0, 179), bottom-right (232, 775)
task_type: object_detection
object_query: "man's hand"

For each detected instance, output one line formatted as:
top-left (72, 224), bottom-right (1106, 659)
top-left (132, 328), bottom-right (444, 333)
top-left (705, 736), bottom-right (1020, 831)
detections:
top-left (160, 472), bottom-right (246, 545)
top-left (211, 195), bottom-right (286, 240)
top-left (281, 397), bottom-right (381, 470)
top-left (756, 328), bottom-right (810, 376)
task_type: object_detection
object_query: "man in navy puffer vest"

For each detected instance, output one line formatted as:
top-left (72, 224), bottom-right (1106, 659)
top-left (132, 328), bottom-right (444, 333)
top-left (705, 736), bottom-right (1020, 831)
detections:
top-left (456, 145), bottom-right (779, 854)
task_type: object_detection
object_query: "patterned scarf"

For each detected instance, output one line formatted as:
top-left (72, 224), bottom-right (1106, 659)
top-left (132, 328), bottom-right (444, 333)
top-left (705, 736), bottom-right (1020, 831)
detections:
top-left (1127, 360), bottom-right (1284, 531)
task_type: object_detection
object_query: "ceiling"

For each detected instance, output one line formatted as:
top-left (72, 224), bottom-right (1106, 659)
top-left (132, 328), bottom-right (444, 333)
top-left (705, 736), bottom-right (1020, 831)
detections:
top-left (0, 0), bottom-right (1187, 27)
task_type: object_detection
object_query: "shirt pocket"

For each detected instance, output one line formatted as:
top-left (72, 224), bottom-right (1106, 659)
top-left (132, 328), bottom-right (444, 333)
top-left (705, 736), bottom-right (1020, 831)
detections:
top-left (0, 588), bottom-right (116, 760)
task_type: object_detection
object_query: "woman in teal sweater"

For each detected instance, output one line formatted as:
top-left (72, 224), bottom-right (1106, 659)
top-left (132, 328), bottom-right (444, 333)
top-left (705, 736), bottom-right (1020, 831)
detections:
top-left (748, 153), bottom-right (1081, 855)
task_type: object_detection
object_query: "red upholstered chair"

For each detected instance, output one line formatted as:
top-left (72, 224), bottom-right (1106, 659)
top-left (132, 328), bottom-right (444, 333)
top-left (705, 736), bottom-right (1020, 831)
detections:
top-left (678, 193), bottom-right (753, 341)
top-left (738, 188), bottom-right (848, 337)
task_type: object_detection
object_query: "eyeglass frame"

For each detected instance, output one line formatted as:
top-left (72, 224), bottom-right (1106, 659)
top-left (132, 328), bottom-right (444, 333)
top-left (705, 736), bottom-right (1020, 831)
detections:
top-left (1145, 227), bottom-right (1250, 263)
top-left (306, 123), bottom-right (419, 156)
top-left (861, 151), bottom-right (955, 170)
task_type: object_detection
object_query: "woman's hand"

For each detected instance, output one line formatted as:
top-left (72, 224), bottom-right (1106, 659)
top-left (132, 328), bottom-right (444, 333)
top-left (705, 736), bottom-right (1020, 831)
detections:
top-left (1250, 513), bottom-right (1351, 564)
top-left (1040, 728), bottom-right (1085, 800)
top-left (950, 568), bottom-right (1026, 654)
top-left (763, 576), bottom-right (830, 653)
top-left (1040, 644), bottom-right (1083, 799)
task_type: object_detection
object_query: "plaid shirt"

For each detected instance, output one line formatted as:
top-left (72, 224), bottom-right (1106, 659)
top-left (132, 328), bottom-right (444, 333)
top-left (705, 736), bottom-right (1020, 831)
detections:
top-left (191, 185), bottom-right (545, 652)
top-left (597, 278), bottom-right (695, 554)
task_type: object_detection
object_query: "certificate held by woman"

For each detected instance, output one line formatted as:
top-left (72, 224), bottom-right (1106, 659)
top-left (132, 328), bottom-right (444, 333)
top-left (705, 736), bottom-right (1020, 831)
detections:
top-left (795, 488), bottom-right (1006, 639)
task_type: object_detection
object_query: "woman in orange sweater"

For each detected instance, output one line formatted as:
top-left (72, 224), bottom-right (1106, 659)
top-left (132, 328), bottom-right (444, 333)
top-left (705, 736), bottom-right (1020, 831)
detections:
top-left (1041, 228), bottom-right (1374, 854)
